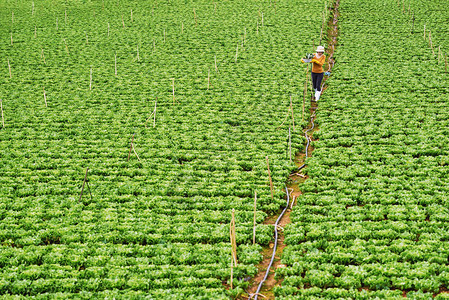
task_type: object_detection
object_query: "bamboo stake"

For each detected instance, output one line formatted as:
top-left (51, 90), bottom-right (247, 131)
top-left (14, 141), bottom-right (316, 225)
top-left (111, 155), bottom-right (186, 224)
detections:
top-left (131, 9), bottom-right (133, 23)
top-left (64, 38), bottom-right (69, 55)
top-left (41, 49), bottom-right (46, 64)
top-left (137, 45), bottom-right (140, 61)
top-left (108, 23), bottom-right (110, 36)
top-left (289, 127), bottom-right (292, 163)
top-left (7, 59), bottom-right (11, 79)
top-left (79, 167), bottom-right (89, 202)
top-left (256, 20), bottom-right (259, 35)
top-left (181, 22), bottom-right (184, 34)
top-left (193, 8), bottom-right (198, 26)
top-left (34, 26), bottom-right (36, 38)
top-left (10, 33), bottom-right (13, 46)
top-left (235, 44), bottom-right (238, 63)
top-left (56, 17), bottom-right (58, 31)
top-left (127, 134), bottom-right (135, 161)
top-left (253, 191), bottom-right (257, 244)
top-left (290, 95), bottom-right (295, 131)
top-left (261, 12), bottom-right (264, 27)
top-left (65, 9), bottom-right (67, 24)
top-left (122, 15), bottom-right (125, 28)
top-left (266, 156), bottom-right (274, 200)
top-left (230, 258), bottom-right (234, 290)
top-left (172, 78), bottom-right (175, 105)
top-left (132, 144), bottom-right (141, 162)
top-left (214, 55), bottom-right (218, 72)
top-left (43, 88), bottom-right (47, 107)
top-left (1, 99), bottom-right (4, 129)
top-left (89, 67), bottom-right (92, 90)
top-left (230, 209), bottom-right (237, 266)
top-left (114, 52), bottom-right (117, 76)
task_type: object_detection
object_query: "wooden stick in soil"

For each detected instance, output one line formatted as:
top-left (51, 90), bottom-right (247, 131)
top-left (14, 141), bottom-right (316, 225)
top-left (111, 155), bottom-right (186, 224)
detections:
top-left (230, 208), bottom-right (237, 266)
top-left (266, 156), bottom-right (274, 200)
top-left (289, 126), bottom-right (292, 163)
top-left (79, 167), bottom-right (89, 202)
top-left (253, 191), bottom-right (257, 245)
top-left (230, 258), bottom-right (234, 290)
top-left (132, 144), bottom-right (141, 162)
top-left (290, 95), bottom-right (295, 131)
top-left (1, 99), bottom-right (4, 129)
top-left (193, 8), bottom-right (198, 26)
top-left (43, 88), bottom-right (47, 107)
top-left (121, 15), bottom-right (125, 28)
top-left (303, 79), bottom-right (306, 122)
top-left (127, 134), bottom-right (135, 162)
top-left (8, 59), bottom-right (12, 79)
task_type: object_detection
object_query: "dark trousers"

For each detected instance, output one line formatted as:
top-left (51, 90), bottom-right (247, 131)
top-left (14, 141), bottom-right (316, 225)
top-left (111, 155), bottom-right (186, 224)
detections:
top-left (312, 72), bottom-right (324, 92)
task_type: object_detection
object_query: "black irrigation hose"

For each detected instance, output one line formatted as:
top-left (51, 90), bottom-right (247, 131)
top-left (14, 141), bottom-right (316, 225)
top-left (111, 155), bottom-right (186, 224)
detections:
top-left (253, 187), bottom-right (290, 300)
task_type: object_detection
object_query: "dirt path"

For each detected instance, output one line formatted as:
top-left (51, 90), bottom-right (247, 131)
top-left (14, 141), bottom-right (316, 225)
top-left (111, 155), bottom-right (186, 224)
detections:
top-left (239, 2), bottom-right (340, 299)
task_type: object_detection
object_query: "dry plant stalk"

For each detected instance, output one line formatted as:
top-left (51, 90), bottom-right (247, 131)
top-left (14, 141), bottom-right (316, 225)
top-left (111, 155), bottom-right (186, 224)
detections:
top-left (43, 88), bottom-right (47, 107)
top-left (131, 9), bottom-right (133, 23)
top-left (266, 156), bottom-right (274, 200)
top-left (56, 17), bottom-right (58, 30)
top-left (230, 258), bottom-right (234, 290)
top-left (122, 15), bottom-right (125, 28)
top-left (289, 127), bottom-right (292, 163)
top-left (1, 99), bottom-right (4, 129)
top-left (253, 191), bottom-right (257, 244)
top-left (136, 45), bottom-right (140, 61)
top-left (181, 22), bottom-right (184, 34)
top-left (34, 26), bottom-right (37, 38)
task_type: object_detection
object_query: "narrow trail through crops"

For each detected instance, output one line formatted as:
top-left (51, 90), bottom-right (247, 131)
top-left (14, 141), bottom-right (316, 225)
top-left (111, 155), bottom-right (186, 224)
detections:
top-left (241, 1), bottom-right (340, 299)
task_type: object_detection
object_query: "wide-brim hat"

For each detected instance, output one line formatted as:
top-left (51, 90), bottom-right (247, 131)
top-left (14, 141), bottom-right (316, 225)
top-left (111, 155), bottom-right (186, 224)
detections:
top-left (316, 46), bottom-right (325, 53)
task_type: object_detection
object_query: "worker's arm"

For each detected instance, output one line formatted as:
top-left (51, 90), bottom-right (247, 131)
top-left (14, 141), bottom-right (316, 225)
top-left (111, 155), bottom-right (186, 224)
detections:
top-left (311, 58), bottom-right (325, 66)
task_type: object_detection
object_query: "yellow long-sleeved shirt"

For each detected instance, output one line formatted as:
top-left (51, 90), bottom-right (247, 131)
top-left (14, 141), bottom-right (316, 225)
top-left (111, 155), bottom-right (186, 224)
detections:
top-left (311, 54), bottom-right (326, 73)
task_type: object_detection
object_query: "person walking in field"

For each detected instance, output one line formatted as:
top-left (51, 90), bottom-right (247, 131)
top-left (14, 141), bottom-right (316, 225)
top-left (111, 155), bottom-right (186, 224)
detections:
top-left (302, 46), bottom-right (326, 101)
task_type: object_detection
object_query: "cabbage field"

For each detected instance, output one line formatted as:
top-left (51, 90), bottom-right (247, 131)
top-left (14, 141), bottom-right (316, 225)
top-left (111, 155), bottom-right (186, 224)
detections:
top-left (1, 0), bottom-right (448, 299)
top-left (276, 0), bottom-right (449, 299)
top-left (0, 0), bottom-right (324, 298)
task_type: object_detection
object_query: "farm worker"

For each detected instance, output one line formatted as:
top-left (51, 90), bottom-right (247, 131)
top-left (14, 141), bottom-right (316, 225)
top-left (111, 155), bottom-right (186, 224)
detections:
top-left (302, 46), bottom-right (326, 101)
